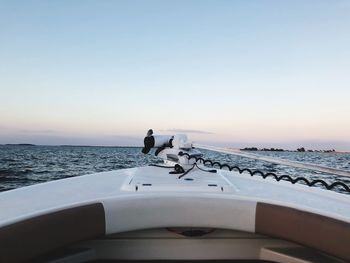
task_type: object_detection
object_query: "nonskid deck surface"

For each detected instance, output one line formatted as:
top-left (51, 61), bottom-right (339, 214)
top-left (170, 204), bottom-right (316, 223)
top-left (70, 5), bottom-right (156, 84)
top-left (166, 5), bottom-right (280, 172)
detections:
top-left (127, 165), bottom-right (231, 192)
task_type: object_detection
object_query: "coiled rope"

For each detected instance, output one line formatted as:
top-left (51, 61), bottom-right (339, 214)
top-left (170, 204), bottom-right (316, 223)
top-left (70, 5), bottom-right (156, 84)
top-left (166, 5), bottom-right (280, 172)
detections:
top-left (178, 152), bottom-right (350, 194)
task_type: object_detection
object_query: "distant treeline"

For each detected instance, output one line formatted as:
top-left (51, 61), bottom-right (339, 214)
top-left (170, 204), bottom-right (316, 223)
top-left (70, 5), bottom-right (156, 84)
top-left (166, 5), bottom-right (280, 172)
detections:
top-left (2, 144), bottom-right (142, 148)
top-left (240, 147), bottom-right (336, 153)
top-left (5, 143), bottom-right (36, 146)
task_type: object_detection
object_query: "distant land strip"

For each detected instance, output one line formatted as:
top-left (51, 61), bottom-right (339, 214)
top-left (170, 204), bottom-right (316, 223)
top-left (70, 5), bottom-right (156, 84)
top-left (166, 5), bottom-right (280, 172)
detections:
top-left (240, 147), bottom-right (336, 153)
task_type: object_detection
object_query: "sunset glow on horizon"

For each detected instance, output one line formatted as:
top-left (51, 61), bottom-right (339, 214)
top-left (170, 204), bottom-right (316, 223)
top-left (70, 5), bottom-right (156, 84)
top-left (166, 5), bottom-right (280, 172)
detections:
top-left (1, 1), bottom-right (350, 150)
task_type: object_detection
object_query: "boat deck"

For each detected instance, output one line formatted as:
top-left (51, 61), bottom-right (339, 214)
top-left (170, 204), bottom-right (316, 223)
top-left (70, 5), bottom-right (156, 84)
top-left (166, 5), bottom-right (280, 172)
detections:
top-left (0, 166), bottom-right (349, 262)
top-left (1, 165), bottom-right (350, 227)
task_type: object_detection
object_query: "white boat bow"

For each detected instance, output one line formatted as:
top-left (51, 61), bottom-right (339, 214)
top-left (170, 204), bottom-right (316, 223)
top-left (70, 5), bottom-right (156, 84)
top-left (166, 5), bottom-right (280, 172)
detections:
top-left (0, 131), bottom-right (349, 263)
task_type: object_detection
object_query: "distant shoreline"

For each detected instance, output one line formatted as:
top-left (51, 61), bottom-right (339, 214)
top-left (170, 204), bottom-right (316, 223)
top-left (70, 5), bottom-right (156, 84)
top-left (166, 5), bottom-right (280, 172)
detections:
top-left (4, 143), bottom-right (36, 146)
top-left (1, 144), bottom-right (142, 148)
top-left (240, 147), bottom-right (339, 153)
top-left (1, 144), bottom-right (349, 153)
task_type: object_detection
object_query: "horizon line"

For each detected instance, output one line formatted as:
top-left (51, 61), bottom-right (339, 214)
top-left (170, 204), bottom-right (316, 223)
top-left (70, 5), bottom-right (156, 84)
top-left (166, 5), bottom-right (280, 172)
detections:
top-left (1, 143), bottom-right (349, 153)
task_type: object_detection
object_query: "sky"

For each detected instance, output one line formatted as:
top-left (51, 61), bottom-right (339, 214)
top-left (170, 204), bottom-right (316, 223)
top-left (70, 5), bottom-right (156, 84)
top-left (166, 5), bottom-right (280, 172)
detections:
top-left (1, 1), bottom-right (350, 150)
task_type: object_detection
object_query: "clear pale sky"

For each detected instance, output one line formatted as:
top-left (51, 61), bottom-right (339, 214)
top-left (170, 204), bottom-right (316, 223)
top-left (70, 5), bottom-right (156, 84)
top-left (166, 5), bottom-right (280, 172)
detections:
top-left (1, 1), bottom-right (350, 150)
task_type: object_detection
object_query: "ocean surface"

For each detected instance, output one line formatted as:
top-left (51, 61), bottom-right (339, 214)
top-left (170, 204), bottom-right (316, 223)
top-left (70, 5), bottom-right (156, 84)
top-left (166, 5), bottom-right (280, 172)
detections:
top-left (1, 145), bottom-right (350, 193)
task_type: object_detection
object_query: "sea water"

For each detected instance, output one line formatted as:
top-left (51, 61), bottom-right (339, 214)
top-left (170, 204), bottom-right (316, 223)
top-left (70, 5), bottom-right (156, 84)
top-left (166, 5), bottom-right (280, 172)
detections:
top-left (0, 145), bottom-right (349, 193)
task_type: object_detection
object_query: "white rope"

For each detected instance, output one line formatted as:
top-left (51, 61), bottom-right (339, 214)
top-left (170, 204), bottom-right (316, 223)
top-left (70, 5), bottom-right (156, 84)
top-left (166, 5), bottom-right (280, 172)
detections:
top-left (193, 144), bottom-right (350, 178)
